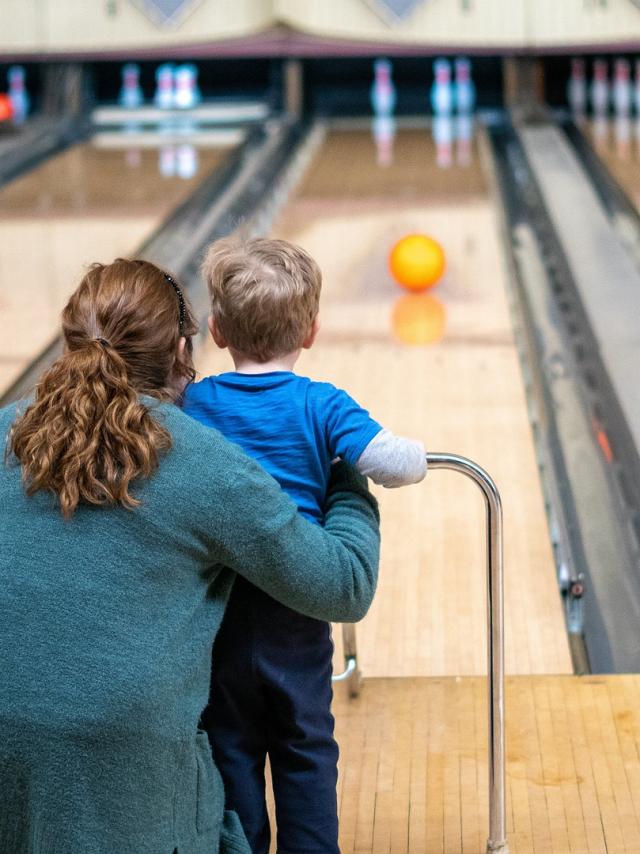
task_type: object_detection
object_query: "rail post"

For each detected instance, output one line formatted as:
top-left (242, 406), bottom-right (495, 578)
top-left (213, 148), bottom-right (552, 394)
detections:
top-left (426, 453), bottom-right (508, 853)
top-left (333, 452), bottom-right (509, 852)
top-left (331, 622), bottom-right (361, 698)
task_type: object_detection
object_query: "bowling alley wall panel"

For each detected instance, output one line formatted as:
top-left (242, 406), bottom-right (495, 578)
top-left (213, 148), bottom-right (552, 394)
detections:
top-left (0, 0), bottom-right (43, 52)
top-left (276, 0), bottom-right (526, 47)
top-left (527, 0), bottom-right (640, 47)
top-left (278, 0), bottom-right (640, 49)
top-left (1, 0), bottom-right (640, 55)
top-left (0, 0), bottom-right (272, 53)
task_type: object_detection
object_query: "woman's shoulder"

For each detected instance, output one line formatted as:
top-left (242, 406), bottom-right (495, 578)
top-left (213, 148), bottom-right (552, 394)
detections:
top-left (0, 401), bottom-right (18, 419)
top-left (0, 401), bottom-right (21, 437)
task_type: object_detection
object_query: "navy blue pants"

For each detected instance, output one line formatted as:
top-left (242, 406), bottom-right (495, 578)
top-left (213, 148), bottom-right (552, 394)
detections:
top-left (202, 576), bottom-right (339, 854)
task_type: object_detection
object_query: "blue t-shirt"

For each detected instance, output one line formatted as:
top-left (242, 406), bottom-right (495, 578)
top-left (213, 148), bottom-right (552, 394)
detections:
top-left (183, 372), bottom-right (382, 523)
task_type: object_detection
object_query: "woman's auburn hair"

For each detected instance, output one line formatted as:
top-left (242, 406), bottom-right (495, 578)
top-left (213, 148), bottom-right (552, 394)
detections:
top-left (8, 259), bottom-right (198, 518)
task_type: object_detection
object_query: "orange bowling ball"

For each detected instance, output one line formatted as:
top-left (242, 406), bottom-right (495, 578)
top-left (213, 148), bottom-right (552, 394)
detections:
top-left (0, 94), bottom-right (13, 122)
top-left (391, 293), bottom-right (446, 346)
top-left (389, 234), bottom-right (446, 292)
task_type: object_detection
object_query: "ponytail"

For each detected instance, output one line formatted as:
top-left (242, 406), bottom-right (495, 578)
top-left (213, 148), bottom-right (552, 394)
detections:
top-left (9, 339), bottom-right (172, 518)
top-left (6, 259), bottom-right (197, 518)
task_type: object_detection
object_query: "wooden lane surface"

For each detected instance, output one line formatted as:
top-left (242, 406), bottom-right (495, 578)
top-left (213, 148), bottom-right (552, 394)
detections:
top-left (196, 127), bottom-right (572, 677)
top-left (0, 142), bottom-right (227, 397)
top-left (333, 674), bottom-right (640, 854)
top-left (583, 116), bottom-right (640, 208)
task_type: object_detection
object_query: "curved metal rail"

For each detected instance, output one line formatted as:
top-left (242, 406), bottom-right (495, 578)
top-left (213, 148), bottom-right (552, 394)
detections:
top-left (333, 452), bottom-right (508, 854)
top-left (331, 622), bottom-right (361, 698)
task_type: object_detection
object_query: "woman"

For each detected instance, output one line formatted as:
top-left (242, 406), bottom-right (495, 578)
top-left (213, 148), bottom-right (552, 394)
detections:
top-left (0, 259), bottom-right (380, 854)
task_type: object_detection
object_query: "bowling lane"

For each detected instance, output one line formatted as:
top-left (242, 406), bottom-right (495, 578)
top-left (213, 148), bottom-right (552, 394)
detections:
top-left (0, 139), bottom-right (230, 396)
top-left (583, 115), bottom-right (640, 207)
top-left (196, 124), bottom-right (573, 677)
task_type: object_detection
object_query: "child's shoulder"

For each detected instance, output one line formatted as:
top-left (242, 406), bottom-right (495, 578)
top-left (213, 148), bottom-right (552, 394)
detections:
top-left (298, 377), bottom-right (369, 424)
top-left (183, 374), bottom-right (216, 402)
top-left (302, 376), bottom-right (356, 404)
top-left (296, 374), bottom-right (344, 395)
top-left (187, 374), bottom-right (216, 390)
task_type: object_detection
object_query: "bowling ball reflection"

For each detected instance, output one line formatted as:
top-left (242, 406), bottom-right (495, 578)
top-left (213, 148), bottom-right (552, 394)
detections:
top-left (391, 293), bottom-right (446, 346)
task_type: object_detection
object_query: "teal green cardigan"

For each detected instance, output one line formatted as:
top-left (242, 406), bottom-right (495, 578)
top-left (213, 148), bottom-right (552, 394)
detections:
top-left (0, 399), bottom-right (380, 854)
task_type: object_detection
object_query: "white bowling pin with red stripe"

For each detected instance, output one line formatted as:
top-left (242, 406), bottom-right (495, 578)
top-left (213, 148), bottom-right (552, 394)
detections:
top-left (370, 58), bottom-right (397, 117)
top-left (454, 57), bottom-right (476, 114)
top-left (8, 65), bottom-right (29, 124)
top-left (120, 63), bottom-right (143, 109)
top-left (613, 58), bottom-right (632, 118)
top-left (591, 59), bottom-right (610, 116)
top-left (174, 64), bottom-right (201, 110)
top-left (567, 58), bottom-right (587, 116)
top-left (430, 58), bottom-right (453, 117)
top-left (155, 64), bottom-right (175, 109)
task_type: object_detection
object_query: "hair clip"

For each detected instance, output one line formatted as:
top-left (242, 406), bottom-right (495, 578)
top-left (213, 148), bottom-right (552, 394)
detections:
top-left (164, 273), bottom-right (186, 332)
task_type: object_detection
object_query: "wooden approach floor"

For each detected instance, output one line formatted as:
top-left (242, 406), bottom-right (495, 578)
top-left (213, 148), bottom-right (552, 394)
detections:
top-left (331, 674), bottom-right (640, 854)
top-left (196, 127), bottom-right (572, 677)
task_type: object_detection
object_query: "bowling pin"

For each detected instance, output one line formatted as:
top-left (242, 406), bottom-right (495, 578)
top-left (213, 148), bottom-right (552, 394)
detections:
top-left (119, 63), bottom-right (143, 109)
top-left (455, 111), bottom-right (474, 167)
top-left (372, 114), bottom-right (396, 166)
top-left (155, 63), bottom-right (175, 109)
top-left (432, 114), bottom-right (453, 168)
top-left (454, 57), bottom-right (476, 114)
top-left (8, 65), bottom-right (29, 124)
top-left (159, 145), bottom-right (176, 177)
top-left (174, 64), bottom-right (201, 110)
top-left (370, 58), bottom-right (397, 117)
top-left (591, 59), bottom-right (609, 116)
top-left (430, 58), bottom-right (453, 116)
top-left (567, 58), bottom-right (587, 117)
top-left (634, 59), bottom-right (640, 116)
top-left (613, 58), bottom-right (632, 117)
top-left (176, 143), bottom-right (198, 179)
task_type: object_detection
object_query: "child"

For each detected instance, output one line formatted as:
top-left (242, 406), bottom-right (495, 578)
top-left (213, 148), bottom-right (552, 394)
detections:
top-left (184, 237), bottom-right (426, 854)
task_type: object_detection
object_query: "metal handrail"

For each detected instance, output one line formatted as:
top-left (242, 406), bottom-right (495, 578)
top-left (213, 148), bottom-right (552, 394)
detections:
top-left (333, 452), bottom-right (509, 854)
top-left (331, 622), bottom-right (361, 698)
top-left (428, 453), bottom-right (508, 853)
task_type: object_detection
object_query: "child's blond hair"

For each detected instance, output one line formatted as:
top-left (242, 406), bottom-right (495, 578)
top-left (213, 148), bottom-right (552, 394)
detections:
top-left (201, 237), bottom-right (322, 363)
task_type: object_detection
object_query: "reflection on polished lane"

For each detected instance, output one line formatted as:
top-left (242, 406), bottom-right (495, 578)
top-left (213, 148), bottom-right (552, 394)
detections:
top-left (391, 293), bottom-right (446, 345)
top-left (196, 126), bottom-right (573, 678)
top-left (0, 140), bottom-right (229, 396)
top-left (584, 115), bottom-right (640, 207)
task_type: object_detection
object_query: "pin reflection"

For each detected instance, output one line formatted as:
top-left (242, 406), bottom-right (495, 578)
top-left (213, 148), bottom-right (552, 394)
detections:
top-left (372, 115), bottom-right (396, 167)
top-left (455, 113), bottom-right (474, 167)
top-left (432, 115), bottom-right (453, 169)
